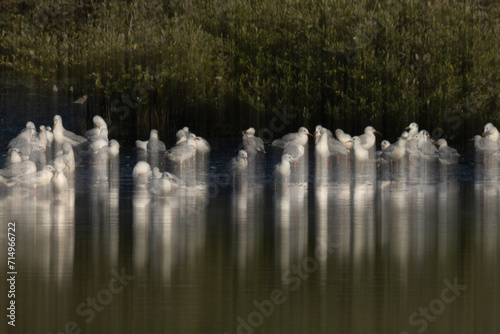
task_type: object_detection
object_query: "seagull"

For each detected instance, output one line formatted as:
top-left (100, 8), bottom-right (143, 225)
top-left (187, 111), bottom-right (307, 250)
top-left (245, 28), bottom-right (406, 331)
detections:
top-left (85, 115), bottom-right (108, 141)
top-left (470, 135), bottom-right (499, 164)
top-left (313, 125), bottom-right (333, 145)
top-left (194, 136), bottom-right (211, 161)
top-left (73, 95), bottom-right (88, 104)
top-left (434, 139), bottom-right (461, 166)
top-left (176, 127), bottom-right (191, 144)
top-left (415, 130), bottom-right (438, 160)
top-left (271, 127), bottom-right (312, 148)
top-left (231, 150), bottom-right (249, 185)
top-left (358, 126), bottom-right (380, 150)
top-left (132, 161), bottom-right (152, 187)
top-left (94, 139), bottom-right (120, 168)
top-left (380, 132), bottom-right (409, 171)
top-left (471, 135), bottom-right (499, 153)
top-left (0, 159), bottom-right (37, 178)
top-left (51, 168), bottom-right (68, 199)
top-left (147, 129), bottom-right (167, 154)
top-left (148, 172), bottom-right (175, 196)
top-left (53, 115), bottom-right (87, 147)
top-left (350, 136), bottom-right (371, 165)
top-left (335, 128), bottom-right (353, 150)
top-left (8, 121), bottom-right (36, 150)
top-left (45, 126), bottom-right (54, 146)
top-left (5, 148), bottom-right (23, 166)
top-left (11, 165), bottom-right (56, 195)
top-left (242, 127), bottom-right (266, 154)
top-left (52, 142), bottom-right (75, 173)
top-left (273, 153), bottom-right (296, 190)
top-left (482, 123), bottom-right (500, 144)
top-left (135, 140), bottom-right (148, 152)
top-left (405, 122), bottom-right (419, 139)
top-left (165, 134), bottom-right (197, 170)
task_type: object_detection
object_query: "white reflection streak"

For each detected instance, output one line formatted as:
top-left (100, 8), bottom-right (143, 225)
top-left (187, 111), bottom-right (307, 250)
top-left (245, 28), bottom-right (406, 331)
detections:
top-left (133, 188), bottom-right (150, 273)
top-left (51, 191), bottom-right (75, 283)
top-left (151, 199), bottom-right (173, 281)
top-left (232, 185), bottom-right (249, 272)
top-left (314, 184), bottom-right (328, 283)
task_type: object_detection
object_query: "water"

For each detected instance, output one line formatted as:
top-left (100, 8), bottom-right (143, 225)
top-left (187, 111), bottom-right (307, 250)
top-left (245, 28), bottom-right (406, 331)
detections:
top-left (0, 78), bottom-right (499, 334)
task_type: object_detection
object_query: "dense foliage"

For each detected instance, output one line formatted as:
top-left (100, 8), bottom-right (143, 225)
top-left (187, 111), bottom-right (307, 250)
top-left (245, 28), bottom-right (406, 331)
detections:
top-left (1, 0), bottom-right (499, 140)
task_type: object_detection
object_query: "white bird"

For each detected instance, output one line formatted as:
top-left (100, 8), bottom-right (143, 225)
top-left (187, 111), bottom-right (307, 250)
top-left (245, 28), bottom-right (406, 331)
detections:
top-left (405, 122), bottom-right (419, 139)
top-left (415, 130), bottom-right (438, 160)
top-left (194, 136), bottom-right (211, 161)
top-left (0, 159), bottom-right (37, 178)
top-left (381, 132), bottom-right (408, 163)
top-left (132, 161), bottom-right (152, 187)
top-left (28, 143), bottom-right (47, 168)
top-left (149, 172), bottom-right (175, 196)
top-left (376, 140), bottom-right (391, 158)
top-left (482, 123), bottom-right (500, 144)
top-left (350, 136), bottom-right (371, 163)
top-left (358, 126), bottom-right (380, 150)
top-left (315, 129), bottom-right (330, 158)
top-left (45, 126), bottom-right (54, 146)
top-left (52, 142), bottom-right (75, 172)
top-left (53, 115), bottom-right (87, 147)
top-left (11, 165), bottom-right (56, 194)
top-left (471, 135), bottom-right (499, 154)
top-left (85, 115), bottom-right (108, 141)
top-left (5, 148), bottom-right (23, 166)
top-left (242, 127), bottom-right (266, 154)
top-left (94, 139), bottom-right (120, 167)
top-left (8, 122), bottom-right (36, 150)
top-left (89, 128), bottom-right (109, 154)
top-left (231, 150), bottom-right (249, 175)
top-left (273, 153), bottom-right (296, 182)
top-left (51, 168), bottom-right (68, 198)
top-left (135, 139), bottom-right (148, 151)
top-left (434, 139), bottom-right (461, 165)
top-left (381, 140), bottom-right (391, 151)
top-left (146, 129), bottom-right (167, 154)
top-left (335, 129), bottom-right (353, 150)
top-left (284, 141), bottom-right (305, 161)
top-left (406, 130), bottom-right (427, 161)
top-left (313, 125), bottom-right (333, 145)
top-left (271, 127), bottom-right (312, 148)
top-left (165, 134), bottom-right (197, 170)
top-left (35, 125), bottom-right (48, 147)
top-left (176, 127), bottom-right (191, 144)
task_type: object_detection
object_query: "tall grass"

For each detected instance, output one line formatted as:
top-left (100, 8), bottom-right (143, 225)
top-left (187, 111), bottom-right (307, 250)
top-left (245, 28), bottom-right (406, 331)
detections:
top-left (1, 0), bottom-right (500, 140)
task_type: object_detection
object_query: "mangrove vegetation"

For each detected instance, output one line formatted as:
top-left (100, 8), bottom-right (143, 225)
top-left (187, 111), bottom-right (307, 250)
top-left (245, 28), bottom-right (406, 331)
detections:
top-left (1, 0), bottom-right (500, 141)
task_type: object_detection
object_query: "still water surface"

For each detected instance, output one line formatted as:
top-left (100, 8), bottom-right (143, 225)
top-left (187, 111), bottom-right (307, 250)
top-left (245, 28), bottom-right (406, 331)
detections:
top-left (0, 79), bottom-right (499, 334)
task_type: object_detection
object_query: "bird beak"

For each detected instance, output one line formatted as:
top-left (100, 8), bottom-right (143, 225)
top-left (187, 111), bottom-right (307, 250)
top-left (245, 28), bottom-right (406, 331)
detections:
top-left (405, 127), bottom-right (411, 130)
top-left (482, 131), bottom-right (486, 136)
top-left (307, 133), bottom-right (314, 137)
top-left (346, 140), bottom-right (353, 143)
top-left (242, 130), bottom-right (247, 134)
top-left (195, 137), bottom-right (200, 141)
top-left (375, 130), bottom-right (381, 135)
top-left (312, 130), bottom-right (317, 135)
top-left (408, 139), bottom-right (415, 142)
top-left (468, 138), bottom-right (474, 141)
top-left (432, 142), bottom-right (437, 146)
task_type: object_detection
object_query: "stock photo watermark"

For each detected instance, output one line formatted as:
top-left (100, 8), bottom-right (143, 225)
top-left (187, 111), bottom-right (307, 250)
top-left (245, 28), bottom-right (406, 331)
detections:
top-left (399, 277), bottom-right (467, 334)
top-left (6, 221), bottom-right (17, 327)
top-left (224, 238), bottom-right (339, 334)
top-left (48, 267), bottom-right (134, 334)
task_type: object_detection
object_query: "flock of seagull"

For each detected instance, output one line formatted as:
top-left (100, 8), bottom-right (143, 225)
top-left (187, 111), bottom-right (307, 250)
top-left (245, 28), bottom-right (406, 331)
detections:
top-left (1, 113), bottom-right (500, 198)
